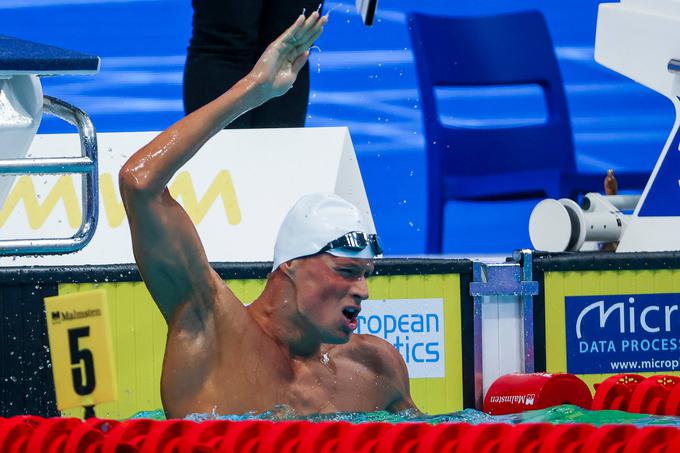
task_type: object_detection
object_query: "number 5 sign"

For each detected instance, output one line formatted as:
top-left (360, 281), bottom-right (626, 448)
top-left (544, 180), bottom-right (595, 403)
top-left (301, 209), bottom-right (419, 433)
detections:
top-left (44, 289), bottom-right (117, 411)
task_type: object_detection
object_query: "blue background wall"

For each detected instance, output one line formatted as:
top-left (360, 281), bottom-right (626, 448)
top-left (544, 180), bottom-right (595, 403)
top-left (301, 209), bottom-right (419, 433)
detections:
top-left (1, 0), bottom-right (672, 256)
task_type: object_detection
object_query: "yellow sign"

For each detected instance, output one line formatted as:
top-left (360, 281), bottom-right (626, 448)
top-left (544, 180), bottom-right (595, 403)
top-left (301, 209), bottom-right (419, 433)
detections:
top-left (0, 170), bottom-right (241, 229)
top-left (44, 289), bottom-right (118, 410)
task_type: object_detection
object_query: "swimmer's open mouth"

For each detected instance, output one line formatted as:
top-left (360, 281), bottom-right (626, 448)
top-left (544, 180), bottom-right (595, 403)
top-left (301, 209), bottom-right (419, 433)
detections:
top-left (342, 306), bottom-right (360, 321)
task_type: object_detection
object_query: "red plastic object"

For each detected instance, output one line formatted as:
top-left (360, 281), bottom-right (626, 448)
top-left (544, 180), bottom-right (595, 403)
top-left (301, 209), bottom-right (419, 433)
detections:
top-left (296, 421), bottom-right (351, 453)
top-left (25, 417), bottom-right (82, 453)
top-left (177, 420), bottom-right (232, 453)
top-left (415, 423), bottom-right (471, 453)
top-left (217, 420), bottom-right (273, 452)
top-left (257, 420), bottom-right (310, 453)
top-left (628, 375), bottom-right (680, 415)
top-left (139, 419), bottom-right (195, 453)
top-left (457, 423), bottom-right (512, 453)
top-left (622, 426), bottom-right (680, 453)
top-left (484, 373), bottom-right (592, 415)
top-left (580, 424), bottom-right (637, 453)
top-left (538, 423), bottom-right (596, 453)
top-left (63, 418), bottom-right (120, 453)
top-left (336, 422), bottom-right (391, 453)
top-left (498, 423), bottom-right (552, 453)
top-left (0, 416), bottom-right (42, 453)
top-left (101, 419), bottom-right (156, 453)
top-left (591, 374), bottom-right (645, 411)
top-left (666, 428), bottom-right (680, 451)
top-left (664, 381), bottom-right (680, 416)
top-left (379, 422), bottom-right (430, 453)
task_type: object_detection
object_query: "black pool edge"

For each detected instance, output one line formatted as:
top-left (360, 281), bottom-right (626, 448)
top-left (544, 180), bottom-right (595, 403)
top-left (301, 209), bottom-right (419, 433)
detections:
top-left (0, 258), bottom-right (475, 284)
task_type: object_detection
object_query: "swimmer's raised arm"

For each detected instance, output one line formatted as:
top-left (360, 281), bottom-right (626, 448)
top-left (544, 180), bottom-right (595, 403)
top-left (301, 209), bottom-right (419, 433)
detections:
top-left (119, 12), bottom-right (327, 321)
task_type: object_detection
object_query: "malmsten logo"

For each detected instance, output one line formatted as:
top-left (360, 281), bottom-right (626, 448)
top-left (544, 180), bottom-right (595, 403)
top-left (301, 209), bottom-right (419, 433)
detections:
top-left (51, 309), bottom-right (102, 324)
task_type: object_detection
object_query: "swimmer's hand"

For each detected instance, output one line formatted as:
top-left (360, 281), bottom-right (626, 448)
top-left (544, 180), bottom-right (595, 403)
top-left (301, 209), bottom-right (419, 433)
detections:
top-left (247, 11), bottom-right (327, 99)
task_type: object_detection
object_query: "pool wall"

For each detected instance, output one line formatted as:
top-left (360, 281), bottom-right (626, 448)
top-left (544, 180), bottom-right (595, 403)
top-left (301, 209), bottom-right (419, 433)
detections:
top-left (5, 252), bottom-right (680, 419)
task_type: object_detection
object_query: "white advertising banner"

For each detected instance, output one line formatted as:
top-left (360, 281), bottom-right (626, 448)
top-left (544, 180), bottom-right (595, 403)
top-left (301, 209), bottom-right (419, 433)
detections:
top-left (0, 127), bottom-right (374, 266)
top-left (355, 298), bottom-right (446, 379)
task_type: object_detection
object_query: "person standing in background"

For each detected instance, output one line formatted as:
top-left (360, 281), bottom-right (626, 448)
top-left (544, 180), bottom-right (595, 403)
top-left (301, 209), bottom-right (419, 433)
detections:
top-left (184, 0), bottom-right (325, 128)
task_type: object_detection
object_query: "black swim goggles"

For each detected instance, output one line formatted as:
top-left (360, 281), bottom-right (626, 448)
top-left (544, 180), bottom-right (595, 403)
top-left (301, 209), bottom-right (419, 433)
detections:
top-left (319, 231), bottom-right (383, 256)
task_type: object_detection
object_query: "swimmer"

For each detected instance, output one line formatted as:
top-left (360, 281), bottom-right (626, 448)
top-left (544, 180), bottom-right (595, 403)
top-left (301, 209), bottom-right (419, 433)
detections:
top-left (119, 11), bottom-right (417, 417)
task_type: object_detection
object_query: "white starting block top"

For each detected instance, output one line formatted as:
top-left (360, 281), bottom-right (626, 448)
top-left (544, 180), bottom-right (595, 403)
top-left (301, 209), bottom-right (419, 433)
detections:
top-left (0, 127), bottom-right (375, 266)
top-left (0, 36), bottom-right (100, 233)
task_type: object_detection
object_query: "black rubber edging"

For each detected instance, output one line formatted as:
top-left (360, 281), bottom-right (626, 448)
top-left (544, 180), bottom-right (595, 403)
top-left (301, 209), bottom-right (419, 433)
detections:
top-left (0, 258), bottom-right (473, 285)
top-left (532, 250), bottom-right (680, 272)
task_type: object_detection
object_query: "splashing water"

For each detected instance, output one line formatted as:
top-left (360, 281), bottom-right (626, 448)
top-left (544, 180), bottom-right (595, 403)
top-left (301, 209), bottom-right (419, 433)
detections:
top-left (130, 405), bottom-right (680, 426)
top-left (323, 2), bottom-right (343, 18)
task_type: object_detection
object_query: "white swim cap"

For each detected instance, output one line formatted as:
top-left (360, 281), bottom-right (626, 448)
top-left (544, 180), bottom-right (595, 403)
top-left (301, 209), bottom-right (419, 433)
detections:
top-left (272, 193), bottom-right (381, 271)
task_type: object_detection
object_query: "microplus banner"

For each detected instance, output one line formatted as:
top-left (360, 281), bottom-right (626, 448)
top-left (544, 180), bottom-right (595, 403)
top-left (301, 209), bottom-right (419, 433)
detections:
top-left (565, 293), bottom-right (680, 374)
top-left (356, 298), bottom-right (445, 378)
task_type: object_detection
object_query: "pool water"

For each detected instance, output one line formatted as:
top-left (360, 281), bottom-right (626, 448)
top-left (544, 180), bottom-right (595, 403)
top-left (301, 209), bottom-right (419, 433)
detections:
top-left (130, 404), bottom-right (680, 426)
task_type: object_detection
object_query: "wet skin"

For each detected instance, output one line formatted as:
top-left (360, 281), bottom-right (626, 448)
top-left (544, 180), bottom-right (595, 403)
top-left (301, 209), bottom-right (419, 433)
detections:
top-left (161, 254), bottom-right (414, 417)
top-left (119, 11), bottom-right (416, 417)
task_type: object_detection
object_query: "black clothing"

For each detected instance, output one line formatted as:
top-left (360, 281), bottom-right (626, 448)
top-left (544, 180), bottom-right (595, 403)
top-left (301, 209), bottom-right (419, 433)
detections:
top-left (184, 0), bottom-right (324, 128)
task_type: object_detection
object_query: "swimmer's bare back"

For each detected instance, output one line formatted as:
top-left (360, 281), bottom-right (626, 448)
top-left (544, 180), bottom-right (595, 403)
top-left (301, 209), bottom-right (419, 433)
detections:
top-left (119, 12), bottom-right (416, 418)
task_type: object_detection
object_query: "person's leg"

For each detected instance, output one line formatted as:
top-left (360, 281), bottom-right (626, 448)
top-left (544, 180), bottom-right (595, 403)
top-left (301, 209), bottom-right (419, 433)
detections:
top-left (183, 0), bottom-right (264, 128)
top-left (249, 0), bottom-right (324, 128)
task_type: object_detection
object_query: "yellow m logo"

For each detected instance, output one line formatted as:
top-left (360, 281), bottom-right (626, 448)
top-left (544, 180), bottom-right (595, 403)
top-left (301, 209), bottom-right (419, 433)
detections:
top-left (0, 170), bottom-right (241, 229)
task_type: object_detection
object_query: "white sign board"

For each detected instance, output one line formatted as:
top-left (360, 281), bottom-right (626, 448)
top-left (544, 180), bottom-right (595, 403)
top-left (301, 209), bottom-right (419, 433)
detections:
top-left (0, 127), bottom-right (375, 266)
top-left (356, 298), bottom-right (445, 378)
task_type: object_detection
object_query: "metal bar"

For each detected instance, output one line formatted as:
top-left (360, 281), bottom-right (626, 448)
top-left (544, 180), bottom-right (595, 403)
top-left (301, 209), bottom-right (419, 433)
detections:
top-left (0, 95), bottom-right (98, 256)
top-left (469, 280), bottom-right (538, 296)
top-left (668, 59), bottom-right (680, 74)
top-left (0, 157), bottom-right (93, 174)
top-left (602, 194), bottom-right (640, 211)
top-left (472, 262), bottom-right (485, 410)
top-left (519, 249), bottom-right (535, 373)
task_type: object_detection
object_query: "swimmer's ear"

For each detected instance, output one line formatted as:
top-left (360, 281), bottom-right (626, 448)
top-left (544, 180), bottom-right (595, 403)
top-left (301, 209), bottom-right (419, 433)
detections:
top-left (280, 260), bottom-right (298, 278)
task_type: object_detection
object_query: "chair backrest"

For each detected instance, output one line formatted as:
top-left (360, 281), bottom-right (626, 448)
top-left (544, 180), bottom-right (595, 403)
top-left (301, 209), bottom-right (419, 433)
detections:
top-left (408, 11), bottom-right (576, 183)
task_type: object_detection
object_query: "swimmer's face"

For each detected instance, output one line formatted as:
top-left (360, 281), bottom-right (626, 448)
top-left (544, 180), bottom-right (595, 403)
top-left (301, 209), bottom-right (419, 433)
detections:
top-left (287, 253), bottom-right (374, 344)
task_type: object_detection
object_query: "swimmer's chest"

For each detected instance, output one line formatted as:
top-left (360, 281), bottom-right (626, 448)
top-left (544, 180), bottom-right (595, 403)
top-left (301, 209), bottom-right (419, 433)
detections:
top-left (215, 344), bottom-right (392, 414)
top-left (282, 354), bottom-right (391, 413)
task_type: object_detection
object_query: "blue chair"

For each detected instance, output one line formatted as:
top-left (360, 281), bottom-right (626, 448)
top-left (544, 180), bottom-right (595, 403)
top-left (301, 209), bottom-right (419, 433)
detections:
top-left (408, 11), bottom-right (650, 253)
